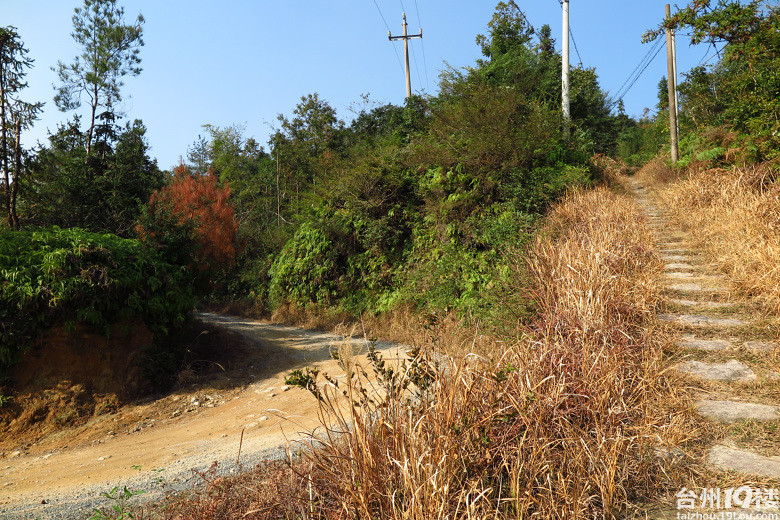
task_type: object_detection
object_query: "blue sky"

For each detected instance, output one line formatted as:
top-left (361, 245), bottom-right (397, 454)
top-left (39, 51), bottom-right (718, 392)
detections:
top-left (6, 1), bottom-right (716, 170)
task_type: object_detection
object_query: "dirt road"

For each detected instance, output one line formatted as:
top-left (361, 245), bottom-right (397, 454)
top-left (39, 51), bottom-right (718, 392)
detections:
top-left (0, 313), bottom-right (404, 520)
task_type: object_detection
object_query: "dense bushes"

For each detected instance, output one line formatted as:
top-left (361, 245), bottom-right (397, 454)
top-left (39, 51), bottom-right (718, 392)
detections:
top-left (249, 3), bottom-right (614, 320)
top-left (0, 227), bottom-right (196, 373)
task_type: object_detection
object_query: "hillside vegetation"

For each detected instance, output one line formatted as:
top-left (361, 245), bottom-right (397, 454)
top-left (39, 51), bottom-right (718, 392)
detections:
top-left (150, 1), bottom-right (780, 518)
top-left (0, 227), bottom-right (195, 374)
top-left (622, 0), bottom-right (780, 312)
top-left (1, 1), bottom-right (631, 387)
top-left (2, 0), bottom-right (779, 517)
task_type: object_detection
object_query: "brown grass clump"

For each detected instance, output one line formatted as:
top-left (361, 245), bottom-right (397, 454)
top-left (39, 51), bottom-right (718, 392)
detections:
top-left (590, 154), bottom-right (634, 186)
top-left (645, 162), bottom-right (780, 314)
top-left (149, 187), bottom-right (683, 519)
top-left (639, 155), bottom-right (680, 184)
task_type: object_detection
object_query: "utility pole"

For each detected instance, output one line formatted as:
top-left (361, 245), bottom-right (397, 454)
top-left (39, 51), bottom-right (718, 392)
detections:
top-left (389, 13), bottom-right (422, 99)
top-left (561, 0), bottom-right (570, 138)
top-left (665, 4), bottom-right (679, 162)
top-left (276, 149), bottom-right (281, 227)
top-left (671, 24), bottom-right (680, 137)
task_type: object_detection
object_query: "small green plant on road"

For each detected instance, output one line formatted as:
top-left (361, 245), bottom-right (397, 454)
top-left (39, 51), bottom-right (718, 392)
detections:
top-left (89, 486), bottom-right (144, 520)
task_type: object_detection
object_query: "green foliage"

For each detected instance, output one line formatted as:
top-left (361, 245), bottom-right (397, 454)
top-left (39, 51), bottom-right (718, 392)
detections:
top-left (23, 118), bottom-right (164, 236)
top-left (616, 116), bottom-right (668, 166)
top-left (136, 198), bottom-right (197, 271)
top-left (0, 227), bottom-right (195, 373)
top-left (475, 1), bottom-right (534, 59)
top-left (268, 221), bottom-right (338, 306)
top-left (0, 26), bottom-right (43, 229)
top-left (197, 2), bottom-right (607, 322)
top-left (346, 96), bottom-right (429, 147)
top-left (399, 193), bottom-right (538, 321)
top-left (648, 1), bottom-right (780, 159)
top-left (268, 187), bottom-right (414, 313)
top-left (285, 368), bottom-right (319, 393)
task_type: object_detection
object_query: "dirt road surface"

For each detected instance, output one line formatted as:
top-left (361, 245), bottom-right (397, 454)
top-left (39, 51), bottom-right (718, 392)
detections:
top-left (0, 313), bottom-right (405, 520)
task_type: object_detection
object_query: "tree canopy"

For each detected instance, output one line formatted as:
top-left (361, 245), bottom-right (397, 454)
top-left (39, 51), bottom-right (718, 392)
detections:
top-left (54, 0), bottom-right (144, 154)
top-left (0, 26), bottom-right (42, 229)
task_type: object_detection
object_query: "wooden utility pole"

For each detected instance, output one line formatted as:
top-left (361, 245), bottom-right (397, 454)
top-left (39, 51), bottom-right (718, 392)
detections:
top-left (671, 23), bottom-right (680, 137)
top-left (276, 149), bottom-right (281, 227)
top-left (665, 4), bottom-right (679, 162)
top-left (389, 13), bottom-right (422, 99)
top-left (561, 0), bottom-right (571, 138)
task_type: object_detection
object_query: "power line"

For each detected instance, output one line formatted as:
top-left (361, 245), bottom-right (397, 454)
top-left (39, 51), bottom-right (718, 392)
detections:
top-left (696, 45), bottom-right (711, 66)
top-left (410, 41), bottom-right (423, 92)
top-left (612, 37), bottom-right (664, 101)
top-left (414, 0), bottom-right (430, 91)
top-left (372, 0), bottom-right (405, 73)
top-left (611, 39), bottom-right (665, 106)
top-left (696, 42), bottom-right (724, 67)
top-left (569, 27), bottom-right (583, 65)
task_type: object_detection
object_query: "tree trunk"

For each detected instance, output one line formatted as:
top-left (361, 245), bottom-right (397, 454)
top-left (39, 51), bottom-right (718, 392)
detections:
top-left (9, 119), bottom-right (21, 229)
top-left (85, 83), bottom-right (99, 155)
top-left (0, 66), bottom-right (10, 227)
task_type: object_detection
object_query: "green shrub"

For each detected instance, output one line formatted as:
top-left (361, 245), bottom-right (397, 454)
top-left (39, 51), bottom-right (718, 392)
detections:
top-left (0, 227), bottom-right (196, 373)
top-left (267, 221), bottom-right (339, 307)
top-left (399, 201), bottom-right (537, 322)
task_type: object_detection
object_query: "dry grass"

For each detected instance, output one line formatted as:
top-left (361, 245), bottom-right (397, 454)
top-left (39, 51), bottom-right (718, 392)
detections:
top-left (641, 162), bottom-right (780, 316)
top-left (139, 187), bottom-right (690, 520)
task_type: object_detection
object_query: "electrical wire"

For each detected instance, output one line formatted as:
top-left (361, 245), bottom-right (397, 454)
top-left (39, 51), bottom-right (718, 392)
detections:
top-left (414, 0), bottom-right (430, 91)
top-left (372, 0), bottom-right (405, 73)
top-left (696, 45), bottom-right (712, 66)
top-left (569, 27), bottom-right (583, 65)
top-left (611, 39), bottom-right (665, 106)
top-left (612, 37), bottom-right (664, 102)
top-left (411, 42), bottom-right (423, 93)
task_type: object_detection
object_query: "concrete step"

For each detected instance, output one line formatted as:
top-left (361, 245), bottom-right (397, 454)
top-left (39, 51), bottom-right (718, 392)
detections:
top-left (666, 283), bottom-right (730, 293)
top-left (676, 359), bottom-right (756, 381)
top-left (677, 337), bottom-right (733, 351)
top-left (658, 314), bottom-right (747, 327)
top-left (668, 299), bottom-right (735, 310)
top-left (665, 272), bottom-right (696, 279)
top-left (708, 445), bottom-right (780, 478)
top-left (665, 263), bottom-right (696, 270)
top-left (696, 399), bottom-right (780, 422)
top-left (662, 255), bottom-right (693, 262)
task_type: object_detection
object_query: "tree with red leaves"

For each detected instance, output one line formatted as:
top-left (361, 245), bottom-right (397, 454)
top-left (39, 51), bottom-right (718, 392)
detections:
top-left (139, 162), bottom-right (238, 273)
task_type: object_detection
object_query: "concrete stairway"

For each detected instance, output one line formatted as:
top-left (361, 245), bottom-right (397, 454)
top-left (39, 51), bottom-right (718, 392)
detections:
top-left (631, 178), bottom-right (780, 518)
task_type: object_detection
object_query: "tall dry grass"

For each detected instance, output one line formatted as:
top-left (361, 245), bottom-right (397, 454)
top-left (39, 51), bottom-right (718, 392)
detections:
top-left (157, 187), bottom-right (685, 520)
top-left (642, 162), bottom-right (780, 314)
